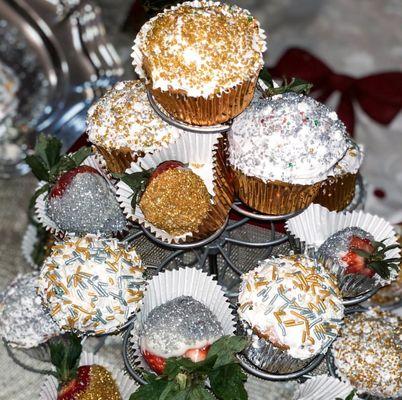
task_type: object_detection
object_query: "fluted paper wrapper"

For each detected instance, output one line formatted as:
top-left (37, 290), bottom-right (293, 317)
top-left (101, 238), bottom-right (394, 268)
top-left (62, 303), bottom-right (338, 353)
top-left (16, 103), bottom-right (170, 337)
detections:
top-left (314, 173), bottom-right (357, 212)
top-left (293, 375), bottom-right (355, 400)
top-left (117, 134), bottom-right (233, 243)
top-left (239, 320), bottom-right (315, 374)
top-left (93, 144), bottom-right (139, 174)
top-left (34, 154), bottom-right (127, 237)
top-left (40, 351), bottom-right (137, 400)
top-left (21, 224), bottom-right (39, 269)
top-left (233, 167), bottom-right (322, 215)
top-left (149, 75), bottom-right (258, 126)
top-left (128, 267), bottom-right (236, 372)
top-left (286, 204), bottom-right (400, 296)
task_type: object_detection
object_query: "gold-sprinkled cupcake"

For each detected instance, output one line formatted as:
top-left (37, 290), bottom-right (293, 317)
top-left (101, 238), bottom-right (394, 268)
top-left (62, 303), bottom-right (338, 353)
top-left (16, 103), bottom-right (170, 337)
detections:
top-left (314, 139), bottom-right (364, 211)
top-left (87, 80), bottom-right (181, 173)
top-left (132, 1), bottom-right (266, 126)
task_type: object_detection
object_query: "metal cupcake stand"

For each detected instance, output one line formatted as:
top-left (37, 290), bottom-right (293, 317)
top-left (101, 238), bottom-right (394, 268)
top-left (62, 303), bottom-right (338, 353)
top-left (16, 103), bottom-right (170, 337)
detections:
top-left (121, 87), bottom-right (370, 385)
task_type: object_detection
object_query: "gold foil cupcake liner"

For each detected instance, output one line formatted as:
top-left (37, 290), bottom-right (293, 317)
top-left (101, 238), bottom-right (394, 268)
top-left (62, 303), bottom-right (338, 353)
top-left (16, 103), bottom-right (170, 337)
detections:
top-left (93, 144), bottom-right (141, 174)
top-left (40, 351), bottom-right (138, 400)
top-left (34, 155), bottom-right (128, 238)
top-left (314, 173), bottom-right (357, 211)
top-left (116, 133), bottom-right (233, 244)
top-left (232, 168), bottom-right (322, 215)
top-left (149, 75), bottom-right (258, 126)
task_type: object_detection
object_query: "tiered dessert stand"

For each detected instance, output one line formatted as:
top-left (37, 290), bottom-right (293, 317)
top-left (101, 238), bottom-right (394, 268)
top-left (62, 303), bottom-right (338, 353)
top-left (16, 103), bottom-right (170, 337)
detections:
top-left (121, 86), bottom-right (368, 385)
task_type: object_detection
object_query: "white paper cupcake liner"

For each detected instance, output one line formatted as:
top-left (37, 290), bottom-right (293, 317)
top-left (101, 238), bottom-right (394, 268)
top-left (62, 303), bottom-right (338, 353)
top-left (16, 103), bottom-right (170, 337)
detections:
top-left (34, 154), bottom-right (129, 237)
top-left (128, 267), bottom-right (236, 373)
top-left (286, 204), bottom-right (400, 292)
top-left (21, 224), bottom-right (39, 268)
top-left (239, 320), bottom-right (315, 374)
top-left (293, 375), bottom-right (355, 400)
top-left (39, 351), bottom-right (137, 400)
top-left (116, 132), bottom-right (222, 243)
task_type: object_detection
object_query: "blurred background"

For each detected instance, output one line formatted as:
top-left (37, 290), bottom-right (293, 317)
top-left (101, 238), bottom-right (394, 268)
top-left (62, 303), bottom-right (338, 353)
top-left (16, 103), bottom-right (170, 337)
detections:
top-left (0, 0), bottom-right (401, 398)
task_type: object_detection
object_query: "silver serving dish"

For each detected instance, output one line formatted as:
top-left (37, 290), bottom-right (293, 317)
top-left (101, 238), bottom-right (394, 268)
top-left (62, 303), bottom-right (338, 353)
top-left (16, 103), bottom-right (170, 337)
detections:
top-left (0, 0), bottom-right (123, 176)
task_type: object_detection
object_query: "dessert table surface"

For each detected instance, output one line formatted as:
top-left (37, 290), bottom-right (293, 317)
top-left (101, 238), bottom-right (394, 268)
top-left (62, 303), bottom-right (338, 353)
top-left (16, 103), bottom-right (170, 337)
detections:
top-left (0, 1), bottom-right (401, 399)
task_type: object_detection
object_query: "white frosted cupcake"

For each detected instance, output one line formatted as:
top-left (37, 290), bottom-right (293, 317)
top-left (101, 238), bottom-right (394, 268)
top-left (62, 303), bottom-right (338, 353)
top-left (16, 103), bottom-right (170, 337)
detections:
top-left (314, 139), bottom-right (364, 211)
top-left (238, 254), bottom-right (344, 373)
top-left (38, 235), bottom-right (146, 335)
top-left (87, 80), bottom-right (182, 173)
top-left (132, 0), bottom-right (266, 125)
top-left (332, 308), bottom-right (401, 398)
top-left (228, 93), bottom-right (349, 215)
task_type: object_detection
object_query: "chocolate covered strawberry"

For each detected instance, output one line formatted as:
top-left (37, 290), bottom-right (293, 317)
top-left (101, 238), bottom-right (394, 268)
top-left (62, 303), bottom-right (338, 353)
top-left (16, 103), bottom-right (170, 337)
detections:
top-left (49, 334), bottom-right (121, 400)
top-left (26, 134), bottom-right (126, 235)
top-left (139, 296), bottom-right (223, 375)
top-left (317, 227), bottom-right (401, 296)
top-left (118, 161), bottom-right (211, 236)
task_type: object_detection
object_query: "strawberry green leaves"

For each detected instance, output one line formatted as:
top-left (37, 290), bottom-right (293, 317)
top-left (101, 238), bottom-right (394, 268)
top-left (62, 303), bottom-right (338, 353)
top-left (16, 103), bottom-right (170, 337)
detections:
top-left (259, 69), bottom-right (313, 96)
top-left (25, 133), bottom-right (91, 185)
top-left (113, 169), bottom-right (153, 211)
top-left (130, 336), bottom-right (248, 400)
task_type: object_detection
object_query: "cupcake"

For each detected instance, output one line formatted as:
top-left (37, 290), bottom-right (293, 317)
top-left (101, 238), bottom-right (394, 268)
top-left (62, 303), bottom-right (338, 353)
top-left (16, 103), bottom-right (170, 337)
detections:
top-left (0, 272), bottom-right (60, 349)
top-left (317, 227), bottom-right (401, 298)
top-left (314, 139), bottom-right (364, 211)
top-left (87, 80), bottom-right (181, 173)
top-left (331, 308), bottom-right (401, 398)
top-left (38, 235), bottom-right (146, 335)
top-left (228, 93), bottom-right (349, 215)
top-left (40, 335), bottom-right (135, 400)
top-left (139, 296), bottom-right (224, 374)
top-left (238, 255), bottom-right (344, 373)
top-left (132, 1), bottom-right (266, 126)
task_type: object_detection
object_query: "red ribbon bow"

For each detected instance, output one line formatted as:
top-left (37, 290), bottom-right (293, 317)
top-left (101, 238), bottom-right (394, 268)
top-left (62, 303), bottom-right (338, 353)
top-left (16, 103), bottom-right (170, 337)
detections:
top-left (268, 48), bottom-right (402, 135)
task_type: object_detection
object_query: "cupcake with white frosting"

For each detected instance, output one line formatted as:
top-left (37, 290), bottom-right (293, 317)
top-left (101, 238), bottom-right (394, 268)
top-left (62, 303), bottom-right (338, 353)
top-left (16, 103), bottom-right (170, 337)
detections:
top-left (314, 139), bottom-right (364, 211)
top-left (132, 0), bottom-right (266, 126)
top-left (228, 93), bottom-right (349, 215)
top-left (238, 254), bottom-right (344, 373)
top-left (87, 80), bottom-right (181, 173)
top-left (38, 235), bottom-right (146, 335)
top-left (331, 308), bottom-right (401, 398)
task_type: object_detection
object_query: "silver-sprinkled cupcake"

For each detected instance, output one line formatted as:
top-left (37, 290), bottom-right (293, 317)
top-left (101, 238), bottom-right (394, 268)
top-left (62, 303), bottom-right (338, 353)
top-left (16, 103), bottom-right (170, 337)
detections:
top-left (238, 255), bottom-right (344, 374)
top-left (0, 272), bottom-right (60, 349)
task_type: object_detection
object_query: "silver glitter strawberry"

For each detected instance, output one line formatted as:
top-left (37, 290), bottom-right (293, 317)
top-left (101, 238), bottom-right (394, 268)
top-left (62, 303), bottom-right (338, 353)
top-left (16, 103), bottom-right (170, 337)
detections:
top-left (47, 165), bottom-right (126, 235)
top-left (317, 227), bottom-right (400, 296)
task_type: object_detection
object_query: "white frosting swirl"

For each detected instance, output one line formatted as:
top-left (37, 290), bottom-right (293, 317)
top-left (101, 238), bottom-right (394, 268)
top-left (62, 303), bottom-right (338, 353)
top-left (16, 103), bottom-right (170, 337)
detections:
top-left (238, 255), bottom-right (344, 360)
top-left (228, 93), bottom-right (350, 185)
top-left (131, 1), bottom-right (266, 98)
top-left (38, 235), bottom-right (146, 335)
top-left (87, 80), bottom-right (181, 151)
top-left (330, 139), bottom-right (364, 176)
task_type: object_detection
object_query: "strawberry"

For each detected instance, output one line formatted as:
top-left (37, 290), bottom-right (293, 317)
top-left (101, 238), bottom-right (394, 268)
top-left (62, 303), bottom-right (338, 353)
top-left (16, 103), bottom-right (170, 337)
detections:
top-left (49, 166), bottom-right (100, 198)
top-left (143, 345), bottom-right (212, 375)
top-left (184, 345), bottom-right (211, 362)
top-left (50, 334), bottom-right (120, 400)
top-left (150, 160), bottom-right (185, 182)
top-left (318, 227), bottom-right (401, 281)
top-left (142, 349), bottom-right (166, 375)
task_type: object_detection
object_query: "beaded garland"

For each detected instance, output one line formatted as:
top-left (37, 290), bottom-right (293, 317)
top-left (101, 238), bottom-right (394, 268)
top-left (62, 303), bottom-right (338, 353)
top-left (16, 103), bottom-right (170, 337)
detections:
top-left (238, 255), bottom-right (344, 359)
top-left (38, 235), bottom-right (145, 335)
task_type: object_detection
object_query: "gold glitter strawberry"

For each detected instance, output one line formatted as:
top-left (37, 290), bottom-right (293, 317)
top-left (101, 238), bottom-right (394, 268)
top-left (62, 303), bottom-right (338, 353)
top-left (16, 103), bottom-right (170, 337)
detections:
top-left (117, 160), bottom-right (211, 236)
top-left (49, 334), bottom-right (121, 400)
